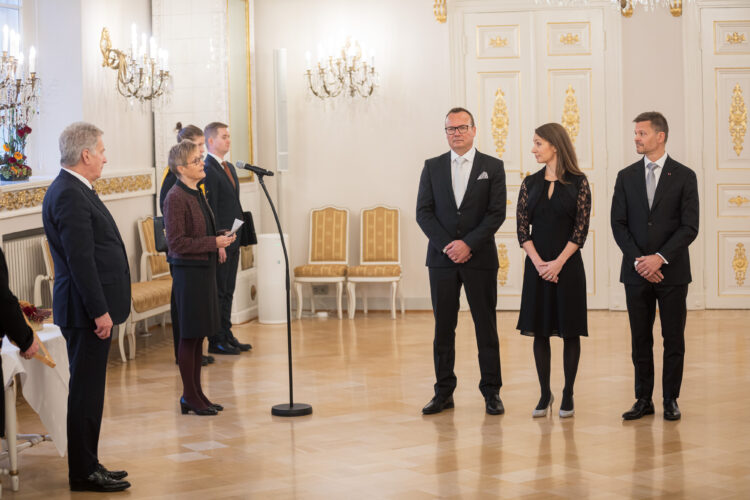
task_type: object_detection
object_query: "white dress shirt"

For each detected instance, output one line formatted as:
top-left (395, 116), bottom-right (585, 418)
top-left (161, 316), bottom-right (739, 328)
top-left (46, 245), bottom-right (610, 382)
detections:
top-left (450, 146), bottom-right (475, 207)
top-left (635, 151), bottom-right (669, 269)
top-left (62, 167), bottom-right (93, 190)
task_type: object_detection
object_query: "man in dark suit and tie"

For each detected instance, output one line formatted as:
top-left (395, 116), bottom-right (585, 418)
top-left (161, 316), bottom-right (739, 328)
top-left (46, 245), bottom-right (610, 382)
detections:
top-left (42, 122), bottom-right (131, 492)
top-left (417, 107), bottom-right (507, 415)
top-left (203, 122), bottom-right (252, 355)
top-left (611, 111), bottom-right (699, 421)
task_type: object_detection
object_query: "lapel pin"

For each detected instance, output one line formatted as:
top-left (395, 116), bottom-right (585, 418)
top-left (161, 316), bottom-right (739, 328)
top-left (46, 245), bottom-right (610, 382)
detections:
top-left (668, 172), bottom-right (671, 176)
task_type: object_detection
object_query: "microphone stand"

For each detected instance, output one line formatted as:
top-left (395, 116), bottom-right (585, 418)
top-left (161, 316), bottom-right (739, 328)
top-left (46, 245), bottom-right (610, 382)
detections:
top-left (256, 173), bottom-right (312, 417)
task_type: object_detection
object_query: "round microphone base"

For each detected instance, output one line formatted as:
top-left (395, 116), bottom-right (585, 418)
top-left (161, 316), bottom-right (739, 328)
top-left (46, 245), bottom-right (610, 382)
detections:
top-left (272, 403), bottom-right (313, 417)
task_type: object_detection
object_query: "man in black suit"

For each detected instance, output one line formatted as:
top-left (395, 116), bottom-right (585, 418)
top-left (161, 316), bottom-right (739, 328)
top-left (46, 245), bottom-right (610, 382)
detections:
top-left (42, 122), bottom-right (131, 492)
top-left (203, 122), bottom-right (251, 355)
top-left (417, 107), bottom-right (507, 415)
top-left (611, 111), bottom-right (699, 421)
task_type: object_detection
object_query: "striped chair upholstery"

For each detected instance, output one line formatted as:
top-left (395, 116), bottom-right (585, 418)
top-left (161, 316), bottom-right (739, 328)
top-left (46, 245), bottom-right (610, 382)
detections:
top-left (347, 206), bottom-right (404, 319)
top-left (294, 206), bottom-right (350, 319)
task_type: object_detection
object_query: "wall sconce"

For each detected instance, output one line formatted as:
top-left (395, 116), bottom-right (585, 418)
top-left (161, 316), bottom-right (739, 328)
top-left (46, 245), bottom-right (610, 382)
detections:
top-left (304, 37), bottom-right (378, 99)
top-left (99, 25), bottom-right (171, 105)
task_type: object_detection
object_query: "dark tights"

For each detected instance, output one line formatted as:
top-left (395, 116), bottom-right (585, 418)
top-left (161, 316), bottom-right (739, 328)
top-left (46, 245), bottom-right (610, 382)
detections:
top-left (533, 336), bottom-right (581, 411)
top-left (178, 337), bottom-right (213, 409)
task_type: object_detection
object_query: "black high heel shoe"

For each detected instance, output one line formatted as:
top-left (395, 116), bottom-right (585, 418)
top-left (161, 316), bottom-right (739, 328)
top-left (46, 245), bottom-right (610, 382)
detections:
top-left (180, 397), bottom-right (218, 416)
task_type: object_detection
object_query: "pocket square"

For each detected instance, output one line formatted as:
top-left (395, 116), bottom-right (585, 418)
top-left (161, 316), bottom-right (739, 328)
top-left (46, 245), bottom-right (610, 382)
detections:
top-left (477, 172), bottom-right (489, 180)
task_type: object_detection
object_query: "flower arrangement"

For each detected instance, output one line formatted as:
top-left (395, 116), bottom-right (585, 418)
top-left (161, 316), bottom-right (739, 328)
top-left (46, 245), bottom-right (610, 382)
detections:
top-left (0, 124), bottom-right (32, 181)
top-left (18, 299), bottom-right (51, 330)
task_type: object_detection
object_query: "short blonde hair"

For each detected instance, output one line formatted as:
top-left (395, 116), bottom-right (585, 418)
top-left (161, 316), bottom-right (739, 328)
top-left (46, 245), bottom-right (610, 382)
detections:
top-left (167, 140), bottom-right (198, 177)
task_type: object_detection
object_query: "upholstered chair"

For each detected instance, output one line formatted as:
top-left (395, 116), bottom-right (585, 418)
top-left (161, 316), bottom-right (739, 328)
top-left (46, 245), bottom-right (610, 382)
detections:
top-left (293, 206), bottom-right (349, 319)
top-left (346, 205), bottom-right (404, 319)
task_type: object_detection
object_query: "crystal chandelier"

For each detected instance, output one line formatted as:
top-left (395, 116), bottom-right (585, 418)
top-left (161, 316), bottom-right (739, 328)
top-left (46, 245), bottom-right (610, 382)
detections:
top-left (0, 25), bottom-right (40, 130)
top-left (305, 37), bottom-right (378, 99)
top-left (99, 25), bottom-right (171, 105)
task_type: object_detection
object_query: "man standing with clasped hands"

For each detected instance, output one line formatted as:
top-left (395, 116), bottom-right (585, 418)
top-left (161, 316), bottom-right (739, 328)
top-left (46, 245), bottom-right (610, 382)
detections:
top-left (42, 122), bottom-right (131, 492)
top-left (611, 111), bottom-right (699, 422)
top-left (417, 107), bottom-right (507, 416)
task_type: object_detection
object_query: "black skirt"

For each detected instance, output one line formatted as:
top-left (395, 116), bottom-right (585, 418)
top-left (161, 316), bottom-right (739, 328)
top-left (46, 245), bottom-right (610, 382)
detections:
top-left (171, 258), bottom-right (220, 339)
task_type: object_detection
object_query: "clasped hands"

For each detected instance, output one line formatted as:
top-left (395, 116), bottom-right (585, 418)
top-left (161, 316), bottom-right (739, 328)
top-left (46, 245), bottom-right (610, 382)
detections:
top-left (533, 258), bottom-right (562, 283)
top-left (444, 240), bottom-right (472, 264)
top-left (217, 232), bottom-right (238, 264)
top-left (635, 254), bottom-right (664, 283)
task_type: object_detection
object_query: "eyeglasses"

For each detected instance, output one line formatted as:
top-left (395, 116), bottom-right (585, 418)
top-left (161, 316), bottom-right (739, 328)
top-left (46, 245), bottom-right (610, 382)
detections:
top-left (187, 157), bottom-right (203, 167)
top-left (445, 125), bottom-right (471, 135)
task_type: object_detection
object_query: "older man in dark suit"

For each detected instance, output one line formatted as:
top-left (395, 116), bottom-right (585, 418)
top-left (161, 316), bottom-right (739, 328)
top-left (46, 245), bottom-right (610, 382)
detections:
top-left (42, 122), bottom-right (131, 492)
top-left (611, 111), bottom-right (699, 421)
top-left (417, 107), bottom-right (507, 415)
top-left (202, 122), bottom-right (251, 355)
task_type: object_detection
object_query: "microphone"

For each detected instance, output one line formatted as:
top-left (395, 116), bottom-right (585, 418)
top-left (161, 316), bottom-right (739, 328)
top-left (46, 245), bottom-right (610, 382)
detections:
top-left (237, 161), bottom-right (274, 177)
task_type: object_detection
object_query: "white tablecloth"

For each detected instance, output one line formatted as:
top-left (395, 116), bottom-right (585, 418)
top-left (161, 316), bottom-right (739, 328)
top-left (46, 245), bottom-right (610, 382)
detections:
top-left (2, 324), bottom-right (69, 456)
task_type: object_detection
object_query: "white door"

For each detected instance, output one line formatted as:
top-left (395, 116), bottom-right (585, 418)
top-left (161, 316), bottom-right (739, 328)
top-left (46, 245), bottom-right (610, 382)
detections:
top-left (460, 7), bottom-right (611, 309)
top-left (701, 8), bottom-right (750, 308)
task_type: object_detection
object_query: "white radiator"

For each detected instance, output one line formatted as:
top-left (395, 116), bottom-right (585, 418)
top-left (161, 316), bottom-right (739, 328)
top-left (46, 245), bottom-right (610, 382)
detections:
top-left (3, 232), bottom-right (48, 306)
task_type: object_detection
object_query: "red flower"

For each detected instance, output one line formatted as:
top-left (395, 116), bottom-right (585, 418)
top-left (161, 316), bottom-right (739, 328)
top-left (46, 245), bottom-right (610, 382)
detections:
top-left (8, 157), bottom-right (16, 164)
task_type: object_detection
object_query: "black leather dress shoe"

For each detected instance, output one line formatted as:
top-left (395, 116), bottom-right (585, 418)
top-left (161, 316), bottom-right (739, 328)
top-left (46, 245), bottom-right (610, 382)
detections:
top-left (202, 355), bottom-right (215, 365)
top-left (228, 335), bottom-right (252, 351)
top-left (485, 394), bottom-right (505, 415)
top-left (422, 395), bottom-right (454, 415)
top-left (70, 470), bottom-right (131, 492)
top-left (208, 341), bottom-right (241, 355)
top-left (97, 464), bottom-right (127, 481)
top-left (622, 399), bottom-right (655, 420)
top-left (663, 399), bottom-right (681, 421)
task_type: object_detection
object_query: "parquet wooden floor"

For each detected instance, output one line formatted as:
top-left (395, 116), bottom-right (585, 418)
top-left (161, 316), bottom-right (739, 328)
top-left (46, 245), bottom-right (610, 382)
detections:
top-left (5, 310), bottom-right (750, 499)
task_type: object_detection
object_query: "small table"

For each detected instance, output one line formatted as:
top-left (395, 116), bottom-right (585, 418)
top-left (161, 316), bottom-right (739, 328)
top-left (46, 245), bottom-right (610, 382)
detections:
top-left (1, 324), bottom-right (69, 492)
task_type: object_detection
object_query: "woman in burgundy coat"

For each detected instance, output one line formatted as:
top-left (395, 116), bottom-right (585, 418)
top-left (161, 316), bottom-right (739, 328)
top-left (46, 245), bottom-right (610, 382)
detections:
top-left (163, 141), bottom-right (235, 415)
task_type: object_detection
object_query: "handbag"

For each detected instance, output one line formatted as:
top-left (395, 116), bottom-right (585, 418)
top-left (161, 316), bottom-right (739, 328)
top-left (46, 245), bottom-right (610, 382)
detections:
top-left (153, 216), bottom-right (168, 253)
top-left (240, 211), bottom-right (257, 246)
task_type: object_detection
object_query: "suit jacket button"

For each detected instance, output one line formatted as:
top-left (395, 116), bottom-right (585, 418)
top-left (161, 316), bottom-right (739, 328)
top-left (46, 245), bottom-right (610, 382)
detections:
top-left (457, 211), bottom-right (461, 216)
top-left (648, 222), bottom-right (653, 226)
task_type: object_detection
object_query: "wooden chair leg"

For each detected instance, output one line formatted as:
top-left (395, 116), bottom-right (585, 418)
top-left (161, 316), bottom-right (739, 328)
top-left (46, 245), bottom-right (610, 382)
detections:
top-left (118, 322), bottom-right (127, 363)
top-left (295, 282), bottom-right (303, 319)
top-left (128, 318), bottom-right (137, 360)
top-left (347, 282), bottom-right (356, 319)
top-left (336, 282), bottom-right (343, 319)
top-left (309, 284), bottom-right (316, 314)
top-left (390, 281), bottom-right (398, 319)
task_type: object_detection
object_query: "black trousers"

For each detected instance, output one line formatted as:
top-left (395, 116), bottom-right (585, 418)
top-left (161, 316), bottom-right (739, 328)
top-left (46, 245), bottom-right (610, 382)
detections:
top-left (625, 283), bottom-right (688, 400)
top-left (169, 263), bottom-right (180, 361)
top-left (209, 248), bottom-right (239, 344)
top-left (429, 266), bottom-right (501, 399)
top-left (61, 326), bottom-right (112, 481)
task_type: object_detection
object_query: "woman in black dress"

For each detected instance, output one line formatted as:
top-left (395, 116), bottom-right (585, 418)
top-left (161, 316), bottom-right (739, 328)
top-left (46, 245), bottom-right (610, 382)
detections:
top-left (163, 141), bottom-right (236, 415)
top-left (516, 123), bottom-right (591, 418)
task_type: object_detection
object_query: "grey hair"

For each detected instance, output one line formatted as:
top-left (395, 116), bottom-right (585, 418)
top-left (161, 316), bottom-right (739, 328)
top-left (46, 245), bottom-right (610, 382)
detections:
top-left (59, 122), bottom-right (103, 167)
top-left (167, 140), bottom-right (199, 177)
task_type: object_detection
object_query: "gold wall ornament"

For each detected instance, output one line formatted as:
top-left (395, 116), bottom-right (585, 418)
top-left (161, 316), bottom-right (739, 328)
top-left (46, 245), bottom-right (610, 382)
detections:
top-left (729, 195), bottom-right (750, 207)
top-left (726, 32), bottom-right (747, 45)
top-left (497, 243), bottom-right (510, 286)
top-left (561, 85), bottom-right (581, 144)
top-left (729, 84), bottom-right (747, 157)
top-left (489, 36), bottom-right (508, 48)
top-left (733, 242), bottom-right (748, 286)
top-left (92, 174), bottom-right (152, 195)
top-left (433, 0), bottom-right (447, 24)
top-left (560, 33), bottom-right (580, 45)
top-left (491, 87), bottom-right (510, 159)
top-left (0, 187), bottom-right (47, 212)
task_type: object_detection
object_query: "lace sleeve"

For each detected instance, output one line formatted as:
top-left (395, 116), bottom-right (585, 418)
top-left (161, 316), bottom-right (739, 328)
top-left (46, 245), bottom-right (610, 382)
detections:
top-left (516, 179), bottom-right (531, 246)
top-left (570, 176), bottom-right (591, 247)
